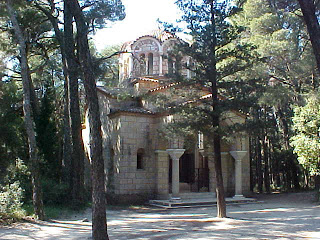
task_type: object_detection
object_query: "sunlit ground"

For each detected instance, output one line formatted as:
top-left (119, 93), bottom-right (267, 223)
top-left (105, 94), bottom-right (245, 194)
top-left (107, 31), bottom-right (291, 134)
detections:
top-left (0, 192), bottom-right (319, 240)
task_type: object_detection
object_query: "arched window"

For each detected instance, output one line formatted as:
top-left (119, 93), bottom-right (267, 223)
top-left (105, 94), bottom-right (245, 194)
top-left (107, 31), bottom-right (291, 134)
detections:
top-left (168, 55), bottom-right (175, 75)
top-left (147, 53), bottom-right (153, 75)
top-left (139, 54), bottom-right (146, 76)
top-left (124, 59), bottom-right (128, 78)
top-left (137, 148), bottom-right (145, 170)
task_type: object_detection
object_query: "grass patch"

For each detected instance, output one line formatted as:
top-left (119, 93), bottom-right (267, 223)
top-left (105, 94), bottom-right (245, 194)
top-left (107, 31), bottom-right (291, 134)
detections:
top-left (23, 203), bottom-right (89, 220)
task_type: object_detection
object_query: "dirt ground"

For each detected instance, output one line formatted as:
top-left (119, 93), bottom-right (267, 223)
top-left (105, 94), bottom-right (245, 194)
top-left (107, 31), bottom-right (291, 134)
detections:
top-left (1, 192), bottom-right (319, 240)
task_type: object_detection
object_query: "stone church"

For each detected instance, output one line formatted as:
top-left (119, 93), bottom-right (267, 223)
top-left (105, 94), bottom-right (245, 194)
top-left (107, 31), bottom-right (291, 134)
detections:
top-left (83, 30), bottom-right (251, 204)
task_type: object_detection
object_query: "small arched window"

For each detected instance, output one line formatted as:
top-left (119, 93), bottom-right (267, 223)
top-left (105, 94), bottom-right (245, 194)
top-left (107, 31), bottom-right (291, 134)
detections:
top-left (137, 148), bottom-right (145, 170)
top-left (124, 59), bottom-right (129, 78)
top-left (147, 53), bottom-right (153, 75)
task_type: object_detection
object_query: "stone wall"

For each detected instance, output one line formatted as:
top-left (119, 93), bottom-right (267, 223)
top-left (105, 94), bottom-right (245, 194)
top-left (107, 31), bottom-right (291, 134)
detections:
top-left (108, 113), bottom-right (159, 203)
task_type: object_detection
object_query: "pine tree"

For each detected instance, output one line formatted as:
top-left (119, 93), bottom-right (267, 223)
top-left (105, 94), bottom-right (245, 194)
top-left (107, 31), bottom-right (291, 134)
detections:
top-left (5, 0), bottom-right (45, 220)
top-left (163, 0), bottom-right (258, 218)
top-left (232, 0), bottom-right (317, 191)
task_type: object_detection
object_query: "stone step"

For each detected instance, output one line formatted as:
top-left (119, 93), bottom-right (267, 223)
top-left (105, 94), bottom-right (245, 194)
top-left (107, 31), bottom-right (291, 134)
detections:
top-left (148, 196), bottom-right (256, 209)
top-left (179, 192), bottom-right (216, 199)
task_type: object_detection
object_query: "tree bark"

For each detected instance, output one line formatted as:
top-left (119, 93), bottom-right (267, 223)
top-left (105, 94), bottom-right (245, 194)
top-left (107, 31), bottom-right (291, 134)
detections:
top-left (212, 127), bottom-right (227, 217)
top-left (6, 0), bottom-right (45, 220)
top-left (65, 0), bottom-right (108, 239)
top-left (298, 0), bottom-right (320, 74)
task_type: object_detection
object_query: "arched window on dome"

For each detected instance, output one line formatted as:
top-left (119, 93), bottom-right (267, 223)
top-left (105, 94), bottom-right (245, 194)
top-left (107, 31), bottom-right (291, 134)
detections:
top-left (147, 53), bottom-right (153, 75)
top-left (139, 54), bottom-right (146, 76)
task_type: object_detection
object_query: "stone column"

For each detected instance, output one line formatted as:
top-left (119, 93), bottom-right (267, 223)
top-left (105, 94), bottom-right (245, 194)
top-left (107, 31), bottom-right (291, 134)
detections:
top-left (166, 149), bottom-right (185, 198)
top-left (187, 58), bottom-right (191, 79)
top-left (128, 54), bottom-right (133, 78)
top-left (230, 151), bottom-right (247, 198)
top-left (155, 150), bottom-right (169, 199)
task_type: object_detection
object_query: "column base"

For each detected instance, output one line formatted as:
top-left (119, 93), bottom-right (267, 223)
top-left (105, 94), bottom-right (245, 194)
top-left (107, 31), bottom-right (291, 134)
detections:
top-left (170, 197), bottom-right (181, 202)
top-left (233, 194), bottom-right (245, 199)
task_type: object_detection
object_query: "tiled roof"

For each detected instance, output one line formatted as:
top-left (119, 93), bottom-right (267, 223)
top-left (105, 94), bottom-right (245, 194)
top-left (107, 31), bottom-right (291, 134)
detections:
top-left (149, 82), bottom-right (179, 93)
top-left (109, 107), bottom-right (156, 115)
top-left (131, 77), bottom-right (160, 84)
top-left (200, 93), bottom-right (213, 100)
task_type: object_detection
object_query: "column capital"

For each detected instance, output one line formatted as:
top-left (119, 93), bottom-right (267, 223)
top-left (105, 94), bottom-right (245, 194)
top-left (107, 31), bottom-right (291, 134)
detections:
top-left (230, 150), bottom-right (247, 161)
top-left (166, 149), bottom-right (185, 161)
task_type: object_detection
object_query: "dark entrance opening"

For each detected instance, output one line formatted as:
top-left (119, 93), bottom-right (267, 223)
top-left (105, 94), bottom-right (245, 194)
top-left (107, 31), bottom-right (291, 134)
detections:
top-left (180, 153), bottom-right (195, 184)
top-left (168, 152), bottom-right (209, 192)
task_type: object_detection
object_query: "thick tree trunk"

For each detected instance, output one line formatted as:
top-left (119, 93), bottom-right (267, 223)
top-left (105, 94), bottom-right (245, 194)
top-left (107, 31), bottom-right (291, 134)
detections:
top-left (6, 0), bottom-right (44, 220)
top-left (65, 0), bottom-right (108, 239)
top-left (64, 1), bottom-right (85, 206)
top-left (298, 0), bottom-right (320, 74)
top-left (62, 79), bottom-right (72, 181)
top-left (213, 129), bottom-right (227, 217)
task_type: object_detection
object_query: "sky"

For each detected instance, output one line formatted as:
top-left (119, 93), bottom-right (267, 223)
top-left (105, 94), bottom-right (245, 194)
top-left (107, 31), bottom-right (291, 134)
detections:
top-left (92, 0), bottom-right (182, 51)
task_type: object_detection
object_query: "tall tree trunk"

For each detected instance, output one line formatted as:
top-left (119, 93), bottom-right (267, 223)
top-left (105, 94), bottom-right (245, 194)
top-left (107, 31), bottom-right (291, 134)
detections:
top-left (298, 0), bottom-right (320, 74)
top-left (314, 175), bottom-right (320, 201)
top-left (256, 138), bottom-right (263, 193)
top-left (209, 0), bottom-right (226, 218)
top-left (6, 0), bottom-right (44, 220)
top-left (249, 136), bottom-right (254, 192)
top-left (212, 127), bottom-right (226, 217)
top-left (274, 106), bottom-right (290, 150)
top-left (64, 1), bottom-right (85, 206)
top-left (263, 136), bottom-right (270, 193)
top-left (35, 0), bottom-right (85, 204)
top-left (32, 0), bottom-right (72, 179)
top-left (62, 80), bottom-right (72, 182)
top-left (65, 0), bottom-right (108, 239)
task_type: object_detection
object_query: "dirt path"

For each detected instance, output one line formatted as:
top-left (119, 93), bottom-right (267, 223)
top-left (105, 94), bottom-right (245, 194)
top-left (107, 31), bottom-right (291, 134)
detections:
top-left (1, 192), bottom-right (319, 240)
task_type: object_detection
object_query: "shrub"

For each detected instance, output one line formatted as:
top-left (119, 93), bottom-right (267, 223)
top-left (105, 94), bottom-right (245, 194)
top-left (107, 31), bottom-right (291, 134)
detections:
top-left (0, 181), bottom-right (25, 224)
